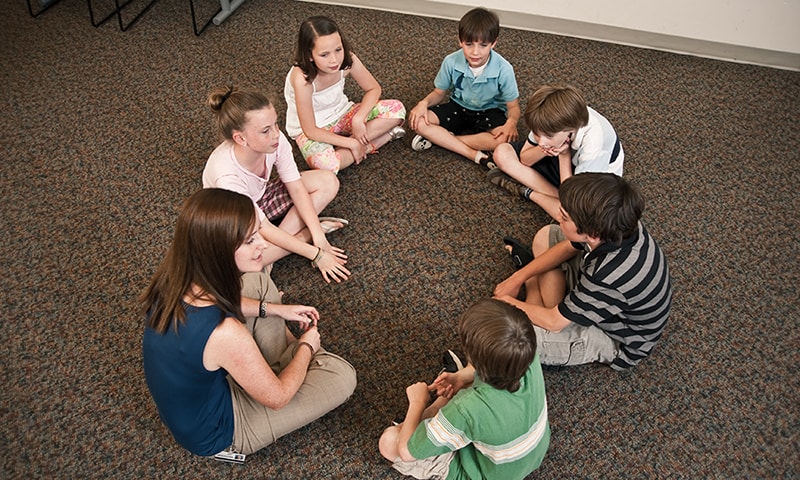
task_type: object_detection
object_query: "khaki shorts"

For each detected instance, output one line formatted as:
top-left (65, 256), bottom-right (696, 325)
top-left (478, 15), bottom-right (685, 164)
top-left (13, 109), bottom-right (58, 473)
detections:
top-left (534, 225), bottom-right (620, 366)
top-left (391, 450), bottom-right (455, 479)
top-left (549, 224), bottom-right (582, 291)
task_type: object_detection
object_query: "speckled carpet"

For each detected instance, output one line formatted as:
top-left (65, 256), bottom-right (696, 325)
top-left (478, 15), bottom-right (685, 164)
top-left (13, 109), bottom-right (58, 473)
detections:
top-left (2, 1), bottom-right (798, 478)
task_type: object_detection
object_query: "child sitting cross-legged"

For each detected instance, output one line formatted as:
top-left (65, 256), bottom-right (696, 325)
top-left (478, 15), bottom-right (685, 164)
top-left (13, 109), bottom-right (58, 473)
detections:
top-left (408, 7), bottom-right (520, 168)
top-left (489, 84), bottom-right (624, 220)
top-left (494, 173), bottom-right (672, 370)
top-left (379, 299), bottom-right (550, 480)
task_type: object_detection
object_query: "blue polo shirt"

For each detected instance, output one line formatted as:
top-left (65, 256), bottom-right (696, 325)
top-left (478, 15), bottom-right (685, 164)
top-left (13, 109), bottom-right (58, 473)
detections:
top-left (434, 49), bottom-right (519, 112)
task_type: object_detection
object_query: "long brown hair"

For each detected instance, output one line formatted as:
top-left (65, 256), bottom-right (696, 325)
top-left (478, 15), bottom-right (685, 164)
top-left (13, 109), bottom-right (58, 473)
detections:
top-left (140, 189), bottom-right (256, 333)
top-left (293, 16), bottom-right (353, 83)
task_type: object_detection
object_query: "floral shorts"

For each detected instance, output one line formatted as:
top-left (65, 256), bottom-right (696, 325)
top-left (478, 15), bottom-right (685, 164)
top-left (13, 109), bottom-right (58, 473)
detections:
top-left (295, 99), bottom-right (406, 173)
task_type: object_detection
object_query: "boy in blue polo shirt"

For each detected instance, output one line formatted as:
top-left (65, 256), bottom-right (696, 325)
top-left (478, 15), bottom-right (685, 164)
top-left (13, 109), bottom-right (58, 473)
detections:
top-left (408, 7), bottom-right (520, 168)
top-left (379, 299), bottom-right (549, 479)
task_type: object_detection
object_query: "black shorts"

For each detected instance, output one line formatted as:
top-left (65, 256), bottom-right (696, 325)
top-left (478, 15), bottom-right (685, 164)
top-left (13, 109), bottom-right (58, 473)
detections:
top-left (510, 138), bottom-right (565, 188)
top-left (429, 102), bottom-right (507, 135)
top-left (510, 133), bottom-right (622, 187)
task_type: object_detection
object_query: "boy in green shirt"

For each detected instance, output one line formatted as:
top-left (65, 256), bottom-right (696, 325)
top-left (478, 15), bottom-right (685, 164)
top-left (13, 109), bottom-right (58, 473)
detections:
top-left (379, 299), bottom-right (549, 479)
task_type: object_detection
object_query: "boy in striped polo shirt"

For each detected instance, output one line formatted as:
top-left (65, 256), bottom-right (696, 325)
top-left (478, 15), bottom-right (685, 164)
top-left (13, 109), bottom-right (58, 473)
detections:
top-left (379, 299), bottom-right (550, 479)
top-left (494, 173), bottom-right (672, 370)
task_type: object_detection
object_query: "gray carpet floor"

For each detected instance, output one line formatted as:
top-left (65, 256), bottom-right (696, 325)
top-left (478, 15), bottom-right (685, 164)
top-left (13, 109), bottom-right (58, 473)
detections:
top-left (2, 0), bottom-right (798, 478)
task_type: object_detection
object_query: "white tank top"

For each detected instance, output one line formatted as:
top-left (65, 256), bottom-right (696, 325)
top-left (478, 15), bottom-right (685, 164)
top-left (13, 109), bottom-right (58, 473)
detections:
top-left (284, 68), bottom-right (354, 139)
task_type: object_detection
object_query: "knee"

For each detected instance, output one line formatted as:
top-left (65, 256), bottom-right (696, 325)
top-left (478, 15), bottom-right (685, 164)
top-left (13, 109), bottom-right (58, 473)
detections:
top-left (379, 426), bottom-right (401, 461)
top-left (329, 355), bottom-right (357, 402)
top-left (306, 169), bottom-right (340, 199)
top-left (492, 143), bottom-right (517, 169)
top-left (413, 114), bottom-right (436, 135)
top-left (340, 363), bottom-right (357, 399)
top-left (532, 225), bottom-right (552, 256)
top-left (320, 169), bottom-right (340, 196)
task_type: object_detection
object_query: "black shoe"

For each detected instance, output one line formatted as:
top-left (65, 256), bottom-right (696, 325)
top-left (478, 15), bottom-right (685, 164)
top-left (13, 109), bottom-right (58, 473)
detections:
top-left (503, 236), bottom-right (534, 269)
top-left (442, 349), bottom-right (466, 373)
top-left (478, 152), bottom-right (497, 170)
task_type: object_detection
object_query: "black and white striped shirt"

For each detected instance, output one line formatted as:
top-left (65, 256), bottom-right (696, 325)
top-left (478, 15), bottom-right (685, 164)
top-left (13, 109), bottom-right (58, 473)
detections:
top-left (558, 222), bottom-right (672, 370)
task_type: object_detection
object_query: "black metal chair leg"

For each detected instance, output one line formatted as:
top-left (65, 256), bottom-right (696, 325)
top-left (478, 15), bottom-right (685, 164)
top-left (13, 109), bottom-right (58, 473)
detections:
top-left (115, 0), bottom-right (159, 31)
top-left (189, 0), bottom-right (222, 36)
top-left (87, 0), bottom-right (159, 31)
top-left (26, 0), bottom-right (63, 18)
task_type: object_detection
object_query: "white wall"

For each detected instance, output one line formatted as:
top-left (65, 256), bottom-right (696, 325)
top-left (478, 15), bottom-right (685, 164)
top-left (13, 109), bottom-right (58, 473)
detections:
top-left (301, 0), bottom-right (800, 70)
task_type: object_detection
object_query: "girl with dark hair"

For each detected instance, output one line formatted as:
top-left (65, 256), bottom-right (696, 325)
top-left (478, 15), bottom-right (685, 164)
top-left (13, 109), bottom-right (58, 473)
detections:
top-left (142, 188), bottom-right (356, 460)
top-left (284, 15), bottom-right (406, 173)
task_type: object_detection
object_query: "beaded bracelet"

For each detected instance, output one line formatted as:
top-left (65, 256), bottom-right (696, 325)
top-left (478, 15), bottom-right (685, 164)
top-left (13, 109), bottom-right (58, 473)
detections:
top-left (311, 247), bottom-right (323, 268)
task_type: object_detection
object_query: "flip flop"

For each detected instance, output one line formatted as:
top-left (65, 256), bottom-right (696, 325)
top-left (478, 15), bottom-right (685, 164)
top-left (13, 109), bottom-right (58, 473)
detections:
top-left (503, 236), bottom-right (533, 269)
top-left (319, 217), bottom-right (349, 234)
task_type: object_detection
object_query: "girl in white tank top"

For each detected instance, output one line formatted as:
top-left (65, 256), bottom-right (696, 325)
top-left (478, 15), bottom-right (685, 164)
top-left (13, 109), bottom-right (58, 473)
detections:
top-left (284, 15), bottom-right (406, 174)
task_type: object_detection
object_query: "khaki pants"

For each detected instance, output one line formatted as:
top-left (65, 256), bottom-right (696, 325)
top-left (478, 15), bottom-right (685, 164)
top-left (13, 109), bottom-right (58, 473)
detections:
top-left (228, 270), bottom-right (357, 455)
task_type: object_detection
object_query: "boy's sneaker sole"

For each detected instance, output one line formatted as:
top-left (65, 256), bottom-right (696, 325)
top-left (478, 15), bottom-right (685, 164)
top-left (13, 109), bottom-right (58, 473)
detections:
top-left (488, 168), bottom-right (525, 198)
top-left (411, 135), bottom-right (432, 151)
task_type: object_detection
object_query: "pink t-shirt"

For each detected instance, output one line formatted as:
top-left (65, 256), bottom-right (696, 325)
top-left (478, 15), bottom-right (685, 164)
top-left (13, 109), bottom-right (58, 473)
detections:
top-left (202, 132), bottom-right (301, 221)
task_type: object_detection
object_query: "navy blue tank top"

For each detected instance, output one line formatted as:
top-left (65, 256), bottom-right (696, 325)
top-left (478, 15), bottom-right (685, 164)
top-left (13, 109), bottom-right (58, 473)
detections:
top-left (143, 304), bottom-right (234, 456)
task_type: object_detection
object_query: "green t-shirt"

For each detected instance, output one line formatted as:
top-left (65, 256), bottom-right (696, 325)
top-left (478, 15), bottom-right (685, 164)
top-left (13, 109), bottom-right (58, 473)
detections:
top-left (407, 356), bottom-right (550, 480)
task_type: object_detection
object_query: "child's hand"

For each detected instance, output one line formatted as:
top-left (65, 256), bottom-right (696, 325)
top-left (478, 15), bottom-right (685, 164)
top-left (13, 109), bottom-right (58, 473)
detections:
top-left (436, 364), bottom-right (476, 397)
top-left (429, 368), bottom-right (474, 400)
top-left (272, 304), bottom-right (319, 328)
top-left (430, 373), bottom-right (456, 398)
top-left (494, 275), bottom-right (523, 298)
top-left (492, 123), bottom-right (519, 143)
top-left (431, 371), bottom-right (469, 399)
top-left (408, 102), bottom-right (429, 130)
top-left (348, 141), bottom-right (368, 164)
top-left (406, 382), bottom-right (431, 406)
top-left (351, 119), bottom-right (369, 145)
top-left (315, 248), bottom-right (351, 283)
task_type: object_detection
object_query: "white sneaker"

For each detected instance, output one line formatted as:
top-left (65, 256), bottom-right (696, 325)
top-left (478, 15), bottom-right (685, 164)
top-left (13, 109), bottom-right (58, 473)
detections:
top-left (411, 135), bottom-right (432, 151)
top-left (388, 126), bottom-right (406, 140)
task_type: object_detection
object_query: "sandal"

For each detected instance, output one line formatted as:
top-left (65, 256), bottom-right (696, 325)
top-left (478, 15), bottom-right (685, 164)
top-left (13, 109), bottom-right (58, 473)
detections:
top-left (503, 236), bottom-right (533, 269)
top-left (319, 217), bottom-right (349, 234)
